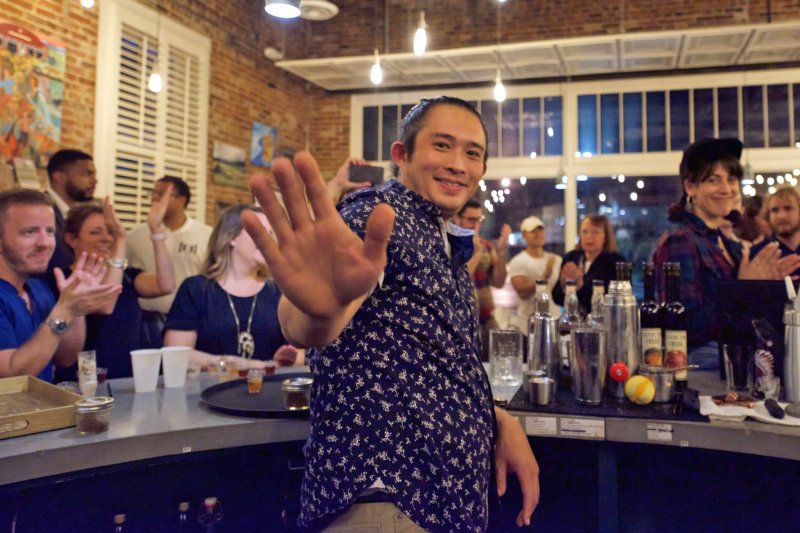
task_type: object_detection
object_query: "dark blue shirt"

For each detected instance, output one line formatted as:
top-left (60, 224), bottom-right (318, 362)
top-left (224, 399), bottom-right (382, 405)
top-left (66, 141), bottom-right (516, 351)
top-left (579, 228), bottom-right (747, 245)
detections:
top-left (300, 180), bottom-right (495, 532)
top-left (165, 275), bottom-right (286, 359)
top-left (0, 278), bottom-right (56, 381)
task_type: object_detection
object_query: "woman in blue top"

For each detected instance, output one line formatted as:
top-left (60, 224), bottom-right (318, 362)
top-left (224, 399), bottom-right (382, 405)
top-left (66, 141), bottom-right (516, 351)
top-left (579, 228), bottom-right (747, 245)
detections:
top-left (164, 204), bottom-right (298, 369)
top-left (653, 137), bottom-right (798, 369)
top-left (62, 196), bottom-right (175, 378)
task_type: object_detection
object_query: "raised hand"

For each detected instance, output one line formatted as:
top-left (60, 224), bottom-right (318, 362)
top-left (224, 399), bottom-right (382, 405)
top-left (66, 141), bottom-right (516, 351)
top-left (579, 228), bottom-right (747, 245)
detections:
top-left (148, 182), bottom-right (172, 232)
top-left (497, 223), bottom-right (511, 252)
top-left (328, 157), bottom-right (372, 202)
top-left (244, 152), bottom-right (394, 324)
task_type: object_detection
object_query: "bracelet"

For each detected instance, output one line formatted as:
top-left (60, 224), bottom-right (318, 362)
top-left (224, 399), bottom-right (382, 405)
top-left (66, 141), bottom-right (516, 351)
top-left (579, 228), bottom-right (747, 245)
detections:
top-left (107, 257), bottom-right (129, 269)
top-left (150, 232), bottom-right (166, 241)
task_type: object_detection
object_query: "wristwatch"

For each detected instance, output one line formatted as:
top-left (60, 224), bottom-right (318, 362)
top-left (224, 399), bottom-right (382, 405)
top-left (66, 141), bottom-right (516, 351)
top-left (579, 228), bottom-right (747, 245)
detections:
top-left (107, 257), bottom-right (129, 269)
top-left (46, 318), bottom-right (69, 336)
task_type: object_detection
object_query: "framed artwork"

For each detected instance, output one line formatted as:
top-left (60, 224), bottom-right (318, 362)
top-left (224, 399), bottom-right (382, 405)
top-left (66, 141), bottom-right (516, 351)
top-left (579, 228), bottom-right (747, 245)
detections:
top-left (250, 122), bottom-right (277, 168)
top-left (0, 21), bottom-right (66, 166)
top-left (211, 141), bottom-right (247, 189)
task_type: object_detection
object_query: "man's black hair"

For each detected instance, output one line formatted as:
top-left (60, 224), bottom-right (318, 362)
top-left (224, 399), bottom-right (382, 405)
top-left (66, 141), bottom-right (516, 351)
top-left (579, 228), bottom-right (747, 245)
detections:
top-left (46, 149), bottom-right (93, 183)
top-left (391, 96), bottom-right (489, 177)
top-left (458, 198), bottom-right (481, 216)
top-left (158, 176), bottom-right (191, 208)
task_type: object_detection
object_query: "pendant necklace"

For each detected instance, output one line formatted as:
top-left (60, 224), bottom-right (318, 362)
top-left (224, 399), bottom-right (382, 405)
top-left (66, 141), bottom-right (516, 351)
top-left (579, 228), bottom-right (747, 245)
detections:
top-left (226, 291), bottom-right (257, 359)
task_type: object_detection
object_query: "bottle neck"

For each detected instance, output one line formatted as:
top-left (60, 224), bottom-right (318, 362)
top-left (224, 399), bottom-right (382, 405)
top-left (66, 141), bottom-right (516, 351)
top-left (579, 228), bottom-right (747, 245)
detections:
top-left (643, 273), bottom-right (656, 302)
top-left (666, 274), bottom-right (681, 303)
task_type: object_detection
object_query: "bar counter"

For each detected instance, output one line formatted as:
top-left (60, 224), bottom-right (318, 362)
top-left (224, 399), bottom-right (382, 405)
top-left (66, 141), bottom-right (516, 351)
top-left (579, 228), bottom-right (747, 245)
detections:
top-left (2, 370), bottom-right (800, 531)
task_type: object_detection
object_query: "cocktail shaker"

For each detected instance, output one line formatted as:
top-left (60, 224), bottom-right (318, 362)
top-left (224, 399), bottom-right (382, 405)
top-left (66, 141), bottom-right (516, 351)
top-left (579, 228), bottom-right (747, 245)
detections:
top-left (602, 262), bottom-right (640, 400)
top-left (783, 307), bottom-right (800, 402)
top-left (528, 314), bottom-right (560, 386)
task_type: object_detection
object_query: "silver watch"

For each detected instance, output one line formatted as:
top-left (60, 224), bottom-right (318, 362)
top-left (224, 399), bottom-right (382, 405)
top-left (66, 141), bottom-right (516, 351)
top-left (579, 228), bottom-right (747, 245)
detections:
top-left (46, 318), bottom-right (69, 335)
top-left (107, 258), bottom-right (129, 269)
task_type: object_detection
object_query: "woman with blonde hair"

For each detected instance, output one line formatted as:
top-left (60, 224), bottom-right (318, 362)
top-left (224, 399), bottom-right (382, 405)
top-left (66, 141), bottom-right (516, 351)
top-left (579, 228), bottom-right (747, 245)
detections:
top-left (164, 204), bottom-right (298, 369)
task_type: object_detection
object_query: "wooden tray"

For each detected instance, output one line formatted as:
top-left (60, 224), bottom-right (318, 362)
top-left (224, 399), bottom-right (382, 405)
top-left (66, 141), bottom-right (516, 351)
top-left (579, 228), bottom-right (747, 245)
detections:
top-left (0, 376), bottom-right (83, 439)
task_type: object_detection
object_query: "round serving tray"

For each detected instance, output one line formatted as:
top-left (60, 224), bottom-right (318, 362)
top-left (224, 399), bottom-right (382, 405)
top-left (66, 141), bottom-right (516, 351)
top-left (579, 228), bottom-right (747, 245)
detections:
top-left (200, 372), bottom-right (311, 419)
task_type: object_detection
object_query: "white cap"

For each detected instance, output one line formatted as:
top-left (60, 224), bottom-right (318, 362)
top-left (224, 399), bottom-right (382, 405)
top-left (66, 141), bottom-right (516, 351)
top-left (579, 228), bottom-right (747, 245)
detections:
top-left (520, 216), bottom-right (545, 232)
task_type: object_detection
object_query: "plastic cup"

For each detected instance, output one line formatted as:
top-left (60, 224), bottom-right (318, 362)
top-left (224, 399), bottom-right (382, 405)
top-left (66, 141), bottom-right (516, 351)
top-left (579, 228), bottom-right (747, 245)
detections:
top-left (130, 349), bottom-right (162, 393)
top-left (161, 346), bottom-right (191, 388)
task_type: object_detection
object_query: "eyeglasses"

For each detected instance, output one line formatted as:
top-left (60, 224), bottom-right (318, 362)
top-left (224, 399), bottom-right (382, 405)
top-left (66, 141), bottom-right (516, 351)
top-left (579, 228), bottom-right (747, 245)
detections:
top-left (461, 215), bottom-right (485, 224)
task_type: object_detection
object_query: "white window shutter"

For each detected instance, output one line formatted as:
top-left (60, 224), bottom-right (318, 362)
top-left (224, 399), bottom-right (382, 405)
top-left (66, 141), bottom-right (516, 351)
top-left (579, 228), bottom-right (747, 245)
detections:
top-left (94, 0), bottom-right (209, 229)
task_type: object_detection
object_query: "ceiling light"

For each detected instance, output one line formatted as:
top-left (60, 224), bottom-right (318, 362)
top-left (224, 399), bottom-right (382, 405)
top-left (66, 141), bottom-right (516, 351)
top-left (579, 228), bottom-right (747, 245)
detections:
top-left (80, 0), bottom-right (95, 8)
top-left (265, 0), bottom-right (301, 19)
top-left (370, 49), bottom-right (383, 85)
top-left (413, 11), bottom-right (427, 56)
top-left (493, 69), bottom-right (506, 103)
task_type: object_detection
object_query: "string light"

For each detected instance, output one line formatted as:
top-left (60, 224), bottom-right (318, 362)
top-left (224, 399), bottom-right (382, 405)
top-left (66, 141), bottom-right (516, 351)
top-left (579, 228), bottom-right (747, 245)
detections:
top-left (147, 6), bottom-right (163, 94)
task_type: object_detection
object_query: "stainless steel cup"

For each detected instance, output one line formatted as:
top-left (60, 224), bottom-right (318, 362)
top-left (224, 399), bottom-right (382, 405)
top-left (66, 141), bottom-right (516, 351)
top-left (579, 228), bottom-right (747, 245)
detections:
top-left (570, 327), bottom-right (607, 405)
top-left (638, 365), bottom-right (674, 402)
top-left (528, 315), bottom-right (560, 386)
top-left (530, 377), bottom-right (555, 405)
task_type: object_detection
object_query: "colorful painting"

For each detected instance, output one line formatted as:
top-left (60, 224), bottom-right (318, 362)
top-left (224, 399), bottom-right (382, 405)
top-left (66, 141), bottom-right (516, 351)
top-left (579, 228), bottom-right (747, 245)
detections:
top-left (212, 141), bottom-right (247, 189)
top-left (250, 122), bottom-right (277, 168)
top-left (0, 21), bottom-right (66, 167)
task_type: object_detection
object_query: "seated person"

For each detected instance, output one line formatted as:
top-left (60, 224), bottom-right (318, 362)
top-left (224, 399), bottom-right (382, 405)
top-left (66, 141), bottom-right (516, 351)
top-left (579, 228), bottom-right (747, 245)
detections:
top-left (0, 189), bottom-right (120, 380)
top-left (653, 137), bottom-right (800, 369)
top-left (553, 214), bottom-right (625, 314)
top-left (164, 204), bottom-right (298, 369)
top-left (61, 196), bottom-right (175, 379)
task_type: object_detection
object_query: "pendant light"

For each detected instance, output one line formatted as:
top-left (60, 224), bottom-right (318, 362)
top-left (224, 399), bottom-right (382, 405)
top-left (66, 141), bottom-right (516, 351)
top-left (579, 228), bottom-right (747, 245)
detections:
top-left (265, 0), bottom-right (301, 19)
top-left (147, 7), bottom-right (163, 94)
top-left (80, 0), bottom-right (95, 8)
top-left (413, 11), bottom-right (427, 56)
top-left (370, 49), bottom-right (383, 85)
top-left (493, 68), bottom-right (506, 103)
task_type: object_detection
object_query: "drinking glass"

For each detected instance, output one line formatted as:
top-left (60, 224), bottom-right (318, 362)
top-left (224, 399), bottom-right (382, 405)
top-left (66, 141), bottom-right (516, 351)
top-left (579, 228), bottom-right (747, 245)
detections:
top-left (77, 350), bottom-right (98, 398)
top-left (490, 329), bottom-right (523, 387)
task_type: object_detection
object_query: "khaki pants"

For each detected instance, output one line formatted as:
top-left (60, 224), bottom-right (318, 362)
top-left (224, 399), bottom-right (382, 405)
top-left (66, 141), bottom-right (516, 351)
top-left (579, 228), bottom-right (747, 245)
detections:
top-left (322, 502), bottom-right (427, 533)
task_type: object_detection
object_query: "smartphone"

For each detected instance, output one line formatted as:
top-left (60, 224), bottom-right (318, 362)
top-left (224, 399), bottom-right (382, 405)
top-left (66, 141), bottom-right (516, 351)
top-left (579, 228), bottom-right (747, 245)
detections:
top-left (349, 164), bottom-right (384, 185)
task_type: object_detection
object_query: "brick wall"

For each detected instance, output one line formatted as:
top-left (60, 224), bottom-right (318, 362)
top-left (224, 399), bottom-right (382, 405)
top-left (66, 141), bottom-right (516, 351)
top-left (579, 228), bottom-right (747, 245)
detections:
top-left (3, 0), bottom-right (798, 222)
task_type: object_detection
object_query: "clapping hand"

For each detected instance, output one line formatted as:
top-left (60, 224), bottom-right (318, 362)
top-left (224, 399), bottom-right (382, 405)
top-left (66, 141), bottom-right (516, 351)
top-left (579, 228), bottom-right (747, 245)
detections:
top-left (54, 252), bottom-right (122, 317)
top-left (560, 261), bottom-right (584, 289)
top-left (244, 152), bottom-right (394, 336)
top-left (740, 242), bottom-right (800, 280)
top-left (148, 182), bottom-right (172, 232)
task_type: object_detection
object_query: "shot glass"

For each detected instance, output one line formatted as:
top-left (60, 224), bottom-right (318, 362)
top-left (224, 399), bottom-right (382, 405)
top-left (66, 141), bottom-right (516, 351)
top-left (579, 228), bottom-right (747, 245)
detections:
top-left (262, 360), bottom-right (277, 376)
top-left (247, 368), bottom-right (264, 394)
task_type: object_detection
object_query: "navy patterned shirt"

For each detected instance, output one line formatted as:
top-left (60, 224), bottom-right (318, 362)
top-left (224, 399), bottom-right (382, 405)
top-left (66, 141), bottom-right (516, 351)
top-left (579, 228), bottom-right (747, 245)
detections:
top-left (300, 180), bottom-right (496, 532)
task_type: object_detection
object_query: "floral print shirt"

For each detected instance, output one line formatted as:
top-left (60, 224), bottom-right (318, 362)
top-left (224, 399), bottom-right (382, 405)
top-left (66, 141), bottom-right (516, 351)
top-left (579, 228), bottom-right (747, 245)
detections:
top-left (299, 180), bottom-right (496, 532)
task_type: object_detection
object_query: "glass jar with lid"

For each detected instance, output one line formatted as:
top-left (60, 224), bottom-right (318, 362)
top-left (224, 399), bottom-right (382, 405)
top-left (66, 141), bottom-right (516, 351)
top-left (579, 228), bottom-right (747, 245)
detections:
top-left (281, 377), bottom-right (313, 411)
top-left (75, 396), bottom-right (114, 434)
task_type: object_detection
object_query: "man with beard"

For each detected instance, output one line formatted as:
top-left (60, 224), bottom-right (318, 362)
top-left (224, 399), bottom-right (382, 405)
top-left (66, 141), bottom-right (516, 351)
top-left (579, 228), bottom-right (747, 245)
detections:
top-left (43, 149), bottom-right (98, 286)
top-left (751, 186), bottom-right (800, 277)
top-left (0, 190), bottom-right (120, 380)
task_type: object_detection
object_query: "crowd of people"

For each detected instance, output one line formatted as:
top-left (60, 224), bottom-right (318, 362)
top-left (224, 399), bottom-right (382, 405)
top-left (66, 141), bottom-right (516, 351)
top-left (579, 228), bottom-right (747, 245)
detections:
top-left (3, 94), bottom-right (800, 530)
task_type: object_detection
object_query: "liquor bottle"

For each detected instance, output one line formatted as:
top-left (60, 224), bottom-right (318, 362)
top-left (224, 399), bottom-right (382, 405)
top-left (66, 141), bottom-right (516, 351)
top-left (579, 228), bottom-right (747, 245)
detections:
top-left (527, 279), bottom-right (552, 335)
top-left (113, 514), bottom-right (127, 533)
top-left (585, 279), bottom-right (605, 328)
top-left (663, 262), bottom-right (688, 391)
top-left (177, 502), bottom-right (190, 532)
top-left (558, 280), bottom-right (582, 388)
top-left (640, 263), bottom-right (663, 366)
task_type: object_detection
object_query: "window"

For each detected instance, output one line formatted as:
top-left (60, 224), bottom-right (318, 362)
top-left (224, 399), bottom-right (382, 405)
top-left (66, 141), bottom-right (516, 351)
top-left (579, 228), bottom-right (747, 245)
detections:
top-left (623, 93), bottom-right (643, 153)
top-left (600, 94), bottom-right (620, 154)
top-left (95, 0), bottom-right (210, 228)
top-left (669, 90), bottom-right (690, 150)
top-left (743, 85), bottom-right (765, 148)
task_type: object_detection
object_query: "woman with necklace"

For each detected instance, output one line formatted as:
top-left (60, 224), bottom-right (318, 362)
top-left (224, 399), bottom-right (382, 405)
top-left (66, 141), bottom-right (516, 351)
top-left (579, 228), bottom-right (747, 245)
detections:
top-left (163, 204), bottom-right (298, 369)
top-left (653, 137), bottom-right (800, 369)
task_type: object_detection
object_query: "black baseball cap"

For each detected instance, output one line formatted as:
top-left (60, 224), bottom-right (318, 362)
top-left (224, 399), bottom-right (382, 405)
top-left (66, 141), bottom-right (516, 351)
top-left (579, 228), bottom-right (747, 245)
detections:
top-left (679, 137), bottom-right (743, 177)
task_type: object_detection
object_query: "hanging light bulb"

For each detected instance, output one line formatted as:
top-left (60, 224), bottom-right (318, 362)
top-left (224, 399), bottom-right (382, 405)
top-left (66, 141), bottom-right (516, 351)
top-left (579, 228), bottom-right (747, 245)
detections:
top-left (493, 69), bottom-right (506, 103)
top-left (80, 0), bottom-right (95, 8)
top-left (370, 49), bottom-right (383, 85)
top-left (148, 70), bottom-right (163, 93)
top-left (413, 11), bottom-right (428, 56)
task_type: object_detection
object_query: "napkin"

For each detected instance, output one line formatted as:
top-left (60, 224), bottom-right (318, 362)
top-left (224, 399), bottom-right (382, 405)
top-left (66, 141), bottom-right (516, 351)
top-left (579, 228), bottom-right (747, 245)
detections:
top-left (699, 396), bottom-right (800, 426)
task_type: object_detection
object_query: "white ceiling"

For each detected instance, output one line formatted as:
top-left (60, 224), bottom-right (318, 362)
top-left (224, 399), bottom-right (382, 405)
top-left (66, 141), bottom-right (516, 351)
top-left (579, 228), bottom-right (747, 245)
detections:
top-left (276, 22), bottom-right (800, 91)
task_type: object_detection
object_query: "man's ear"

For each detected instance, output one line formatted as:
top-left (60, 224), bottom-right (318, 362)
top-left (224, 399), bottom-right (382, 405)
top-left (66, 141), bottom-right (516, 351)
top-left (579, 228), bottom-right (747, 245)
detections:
top-left (50, 170), bottom-right (65, 188)
top-left (390, 141), bottom-right (407, 172)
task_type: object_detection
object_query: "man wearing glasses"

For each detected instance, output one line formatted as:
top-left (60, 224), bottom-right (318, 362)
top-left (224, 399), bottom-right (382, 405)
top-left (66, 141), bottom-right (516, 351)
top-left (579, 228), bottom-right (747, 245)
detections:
top-left (453, 199), bottom-right (511, 360)
top-left (126, 176), bottom-right (211, 346)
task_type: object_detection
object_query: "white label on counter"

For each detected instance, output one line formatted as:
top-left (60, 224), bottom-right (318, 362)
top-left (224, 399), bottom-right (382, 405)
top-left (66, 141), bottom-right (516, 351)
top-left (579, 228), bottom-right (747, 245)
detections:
top-left (525, 416), bottom-right (558, 436)
top-left (560, 418), bottom-right (605, 438)
top-left (646, 423), bottom-right (673, 442)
